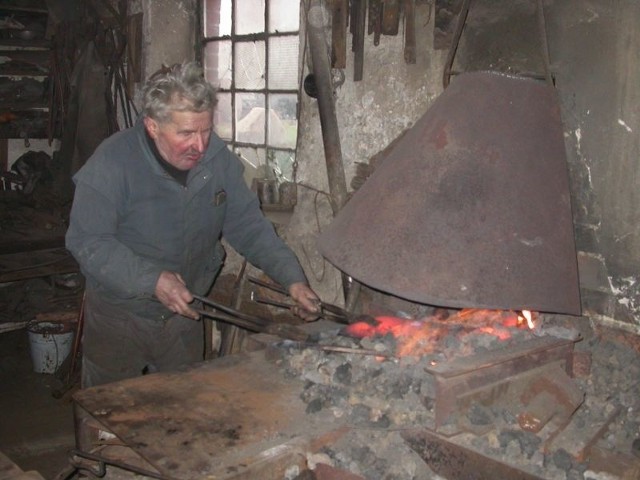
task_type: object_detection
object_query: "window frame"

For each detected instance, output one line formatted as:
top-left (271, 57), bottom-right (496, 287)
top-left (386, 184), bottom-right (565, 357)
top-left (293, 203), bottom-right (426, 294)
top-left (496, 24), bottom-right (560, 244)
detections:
top-left (198, 0), bottom-right (302, 183)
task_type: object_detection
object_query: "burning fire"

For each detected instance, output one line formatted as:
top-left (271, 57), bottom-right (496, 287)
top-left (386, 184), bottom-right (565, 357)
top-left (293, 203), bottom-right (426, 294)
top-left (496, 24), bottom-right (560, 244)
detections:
top-left (343, 309), bottom-right (537, 357)
top-left (520, 310), bottom-right (535, 329)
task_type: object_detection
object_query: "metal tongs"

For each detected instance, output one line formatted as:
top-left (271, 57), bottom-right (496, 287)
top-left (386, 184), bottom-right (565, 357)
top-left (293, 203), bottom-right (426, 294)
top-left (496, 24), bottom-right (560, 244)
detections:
top-left (247, 275), bottom-right (351, 324)
top-left (192, 294), bottom-right (309, 341)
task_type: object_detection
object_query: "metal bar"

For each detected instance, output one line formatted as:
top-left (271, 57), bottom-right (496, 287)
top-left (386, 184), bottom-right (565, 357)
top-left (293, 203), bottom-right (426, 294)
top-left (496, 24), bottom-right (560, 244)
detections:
top-left (442, 0), bottom-right (472, 89)
top-left (352, 0), bottom-right (366, 81)
top-left (248, 275), bottom-right (350, 321)
top-left (250, 292), bottom-right (349, 324)
top-left (70, 449), bottom-right (175, 480)
top-left (425, 337), bottom-right (577, 433)
top-left (402, 429), bottom-right (547, 480)
top-left (194, 296), bottom-right (309, 340)
top-left (536, 0), bottom-right (554, 86)
top-left (307, 0), bottom-right (349, 215)
top-left (194, 309), bottom-right (263, 332)
top-left (193, 294), bottom-right (269, 325)
top-left (278, 340), bottom-right (396, 359)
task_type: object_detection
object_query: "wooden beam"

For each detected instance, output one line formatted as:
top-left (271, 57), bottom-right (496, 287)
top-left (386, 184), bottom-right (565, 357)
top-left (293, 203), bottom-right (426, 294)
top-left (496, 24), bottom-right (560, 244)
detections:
top-left (0, 139), bottom-right (7, 172)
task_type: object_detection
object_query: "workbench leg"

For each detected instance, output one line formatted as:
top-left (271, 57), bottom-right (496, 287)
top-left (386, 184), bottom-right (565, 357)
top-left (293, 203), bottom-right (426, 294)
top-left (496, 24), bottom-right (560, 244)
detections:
top-left (74, 402), bottom-right (99, 451)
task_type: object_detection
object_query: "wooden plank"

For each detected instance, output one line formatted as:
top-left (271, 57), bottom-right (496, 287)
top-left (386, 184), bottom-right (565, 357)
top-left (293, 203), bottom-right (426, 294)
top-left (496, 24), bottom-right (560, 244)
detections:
top-left (0, 248), bottom-right (78, 283)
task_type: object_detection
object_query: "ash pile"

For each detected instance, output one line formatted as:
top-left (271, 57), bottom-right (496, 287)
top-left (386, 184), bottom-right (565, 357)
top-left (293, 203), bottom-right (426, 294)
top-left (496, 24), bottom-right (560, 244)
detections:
top-left (272, 311), bottom-right (640, 480)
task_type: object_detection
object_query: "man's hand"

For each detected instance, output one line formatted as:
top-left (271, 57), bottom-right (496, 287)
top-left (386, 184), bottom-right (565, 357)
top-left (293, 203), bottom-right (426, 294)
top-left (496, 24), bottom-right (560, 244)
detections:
top-left (155, 271), bottom-right (199, 319)
top-left (288, 282), bottom-right (321, 322)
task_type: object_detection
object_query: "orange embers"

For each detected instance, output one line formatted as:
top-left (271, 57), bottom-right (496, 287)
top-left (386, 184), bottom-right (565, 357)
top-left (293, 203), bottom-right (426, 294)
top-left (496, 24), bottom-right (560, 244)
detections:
top-left (343, 309), bottom-right (538, 358)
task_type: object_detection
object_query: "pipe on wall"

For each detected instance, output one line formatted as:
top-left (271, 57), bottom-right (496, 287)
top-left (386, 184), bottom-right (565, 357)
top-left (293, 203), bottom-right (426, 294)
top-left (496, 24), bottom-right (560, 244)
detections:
top-left (306, 1), bottom-right (349, 216)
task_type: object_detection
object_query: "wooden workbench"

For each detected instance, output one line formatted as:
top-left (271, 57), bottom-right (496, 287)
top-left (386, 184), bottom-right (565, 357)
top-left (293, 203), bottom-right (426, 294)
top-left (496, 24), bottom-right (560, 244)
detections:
top-left (72, 341), bottom-right (347, 479)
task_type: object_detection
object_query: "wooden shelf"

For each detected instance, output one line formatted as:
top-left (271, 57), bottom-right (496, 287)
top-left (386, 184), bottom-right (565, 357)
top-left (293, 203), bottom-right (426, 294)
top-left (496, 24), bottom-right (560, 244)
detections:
top-left (0, 5), bottom-right (48, 14)
top-left (0, 38), bottom-right (50, 48)
top-left (0, 0), bottom-right (52, 140)
top-left (2, 99), bottom-right (49, 110)
top-left (0, 109), bottom-right (52, 139)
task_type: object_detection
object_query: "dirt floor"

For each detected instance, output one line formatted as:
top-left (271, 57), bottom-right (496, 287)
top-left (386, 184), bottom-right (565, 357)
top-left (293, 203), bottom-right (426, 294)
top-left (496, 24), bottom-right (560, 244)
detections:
top-left (0, 327), bottom-right (76, 478)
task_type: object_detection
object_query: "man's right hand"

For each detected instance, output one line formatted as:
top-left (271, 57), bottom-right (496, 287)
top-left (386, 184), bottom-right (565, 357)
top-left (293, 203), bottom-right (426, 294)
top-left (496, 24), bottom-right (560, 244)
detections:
top-left (155, 271), bottom-right (199, 319)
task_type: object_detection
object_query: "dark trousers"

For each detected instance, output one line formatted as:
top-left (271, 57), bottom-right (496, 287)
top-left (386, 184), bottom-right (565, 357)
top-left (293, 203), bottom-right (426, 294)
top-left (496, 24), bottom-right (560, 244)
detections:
top-left (81, 290), bottom-right (204, 388)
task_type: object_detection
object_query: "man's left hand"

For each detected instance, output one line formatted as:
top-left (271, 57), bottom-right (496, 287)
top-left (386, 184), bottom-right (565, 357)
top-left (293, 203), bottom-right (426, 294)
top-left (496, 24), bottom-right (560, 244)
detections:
top-left (288, 282), bottom-right (321, 322)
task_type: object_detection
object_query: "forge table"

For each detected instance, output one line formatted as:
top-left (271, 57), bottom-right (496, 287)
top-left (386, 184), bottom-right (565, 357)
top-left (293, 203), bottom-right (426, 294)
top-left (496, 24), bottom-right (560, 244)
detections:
top-left (72, 335), bottom-right (346, 480)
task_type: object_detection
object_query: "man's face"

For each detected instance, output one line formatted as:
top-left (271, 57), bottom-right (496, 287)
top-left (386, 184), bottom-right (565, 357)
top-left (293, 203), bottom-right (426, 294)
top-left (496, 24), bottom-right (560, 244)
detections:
top-left (144, 110), bottom-right (213, 171)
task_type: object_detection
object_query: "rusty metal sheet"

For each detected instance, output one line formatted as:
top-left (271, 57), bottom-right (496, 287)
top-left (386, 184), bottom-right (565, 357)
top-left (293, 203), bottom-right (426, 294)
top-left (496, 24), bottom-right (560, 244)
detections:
top-left (401, 428), bottom-right (547, 480)
top-left (318, 71), bottom-right (581, 315)
top-left (73, 350), bottom-right (343, 479)
top-left (425, 336), bottom-right (578, 434)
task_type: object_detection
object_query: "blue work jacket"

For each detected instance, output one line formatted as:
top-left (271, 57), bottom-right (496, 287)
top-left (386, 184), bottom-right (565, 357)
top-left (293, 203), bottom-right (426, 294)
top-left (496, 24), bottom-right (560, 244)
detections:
top-left (66, 120), bottom-right (306, 320)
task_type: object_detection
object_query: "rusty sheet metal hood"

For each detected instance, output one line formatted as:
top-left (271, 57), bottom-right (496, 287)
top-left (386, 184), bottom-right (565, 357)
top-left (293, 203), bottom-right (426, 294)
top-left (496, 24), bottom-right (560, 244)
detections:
top-left (318, 71), bottom-right (581, 315)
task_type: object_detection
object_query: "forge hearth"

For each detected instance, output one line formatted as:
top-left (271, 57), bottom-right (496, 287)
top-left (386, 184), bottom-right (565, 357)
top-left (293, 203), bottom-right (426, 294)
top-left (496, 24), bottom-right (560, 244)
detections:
top-left (71, 317), bottom-right (640, 480)
top-left (278, 310), bottom-right (584, 439)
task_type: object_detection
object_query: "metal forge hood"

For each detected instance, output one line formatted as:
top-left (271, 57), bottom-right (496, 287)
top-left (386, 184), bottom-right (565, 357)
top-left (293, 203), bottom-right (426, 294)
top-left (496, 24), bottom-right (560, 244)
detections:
top-left (318, 72), bottom-right (581, 315)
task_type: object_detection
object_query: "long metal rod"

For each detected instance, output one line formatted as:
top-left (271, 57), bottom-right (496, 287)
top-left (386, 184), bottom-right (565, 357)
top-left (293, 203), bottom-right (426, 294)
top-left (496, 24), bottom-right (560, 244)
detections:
top-left (536, 0), bottom-right (554, 86)
top-left (307, 0), bottom-right (349, 215)
top-left (250, 291), bottom-right (349, 324)
top-left (247, 275), bottom-right (350, 321)
top-left (279, 340), bottom-right (396, 359)
top-left (442, 0), bottom-right (472, 89)
top-left (69, 449), bottom-right (176, 480)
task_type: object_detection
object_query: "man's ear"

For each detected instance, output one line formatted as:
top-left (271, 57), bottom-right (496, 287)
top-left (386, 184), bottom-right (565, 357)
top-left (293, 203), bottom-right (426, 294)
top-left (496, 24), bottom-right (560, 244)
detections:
top-left (143, 117), bottom-right (158, 139)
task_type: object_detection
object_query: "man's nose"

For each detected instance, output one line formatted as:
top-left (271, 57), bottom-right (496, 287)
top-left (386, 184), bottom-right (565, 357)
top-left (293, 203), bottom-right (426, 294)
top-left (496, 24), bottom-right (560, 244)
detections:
top-left (192, 133), bottom-right (206, 152)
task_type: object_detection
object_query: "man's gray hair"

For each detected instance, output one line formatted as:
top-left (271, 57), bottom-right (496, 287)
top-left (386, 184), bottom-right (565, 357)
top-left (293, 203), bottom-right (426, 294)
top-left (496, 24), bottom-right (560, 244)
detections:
top-left (142, 61), bottom-right (217, 123)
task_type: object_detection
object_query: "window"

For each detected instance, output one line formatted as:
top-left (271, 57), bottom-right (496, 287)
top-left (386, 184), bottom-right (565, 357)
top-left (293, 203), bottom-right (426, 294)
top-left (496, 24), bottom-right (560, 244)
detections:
top-left (201, 0), bottom-right (301, 192)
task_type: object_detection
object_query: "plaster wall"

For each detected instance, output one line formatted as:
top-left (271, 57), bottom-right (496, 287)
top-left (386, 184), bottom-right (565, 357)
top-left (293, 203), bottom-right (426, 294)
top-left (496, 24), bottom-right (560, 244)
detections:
top-left (548, 1), bottom-right (640, 329)
top-left (139, 0), bottom-right (197, 77)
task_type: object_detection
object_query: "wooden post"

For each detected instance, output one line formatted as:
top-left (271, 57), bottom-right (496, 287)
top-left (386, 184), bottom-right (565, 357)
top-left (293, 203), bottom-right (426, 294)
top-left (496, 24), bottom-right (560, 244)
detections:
top-left (0, 139), bottom-right (8, 172)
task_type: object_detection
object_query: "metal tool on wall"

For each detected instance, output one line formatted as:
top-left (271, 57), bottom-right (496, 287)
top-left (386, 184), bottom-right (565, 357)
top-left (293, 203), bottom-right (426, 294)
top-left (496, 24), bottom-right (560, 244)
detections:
top-left (335, 0), bottom-right (417, 79)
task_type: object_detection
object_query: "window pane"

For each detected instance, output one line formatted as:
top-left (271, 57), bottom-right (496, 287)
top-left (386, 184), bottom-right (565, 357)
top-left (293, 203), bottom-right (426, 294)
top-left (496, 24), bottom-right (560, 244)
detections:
top-left (213, 92), bottom-right (232, 140)
top-left (204, 40), bottom-right (232, 89)
top-left (268, 94), bottom-right (297, 149)
top-left (268, 36), bottom-right (299, 89)
top-left (236, 93), bottom-right (265, 144)
top-left (236, 146), bottom-right (266, 190)
top-left (269, 149), bottom-right (295, 182)
top-left (269, 0), bottom-right (299, 33)
top-left (204, 0), bottom-right (231, 36)
top-left (236, 146), bottom-right (266, 170)
top-left (235, 41), bottom-right (265, 89)
top-left (235, 0), bottom-right (264, 35)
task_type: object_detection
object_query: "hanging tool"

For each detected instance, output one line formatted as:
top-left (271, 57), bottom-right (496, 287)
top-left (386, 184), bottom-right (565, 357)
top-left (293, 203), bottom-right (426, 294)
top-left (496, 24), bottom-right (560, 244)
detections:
top-left (331, 0), bottom-right (348, 68)
top-left (369, 0), bottom-right (383, 46)
top-left (381, 0), bottom-right (401, 36)
top-left (352, 0), bottom-right (366, 81)
top-left (403, 0), bottom-right (417, 64)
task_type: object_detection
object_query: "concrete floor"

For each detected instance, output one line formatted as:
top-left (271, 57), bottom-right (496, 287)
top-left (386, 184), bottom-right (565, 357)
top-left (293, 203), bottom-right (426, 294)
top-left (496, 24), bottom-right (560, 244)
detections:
top-left (0, 328), bottom-right (76, 479)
